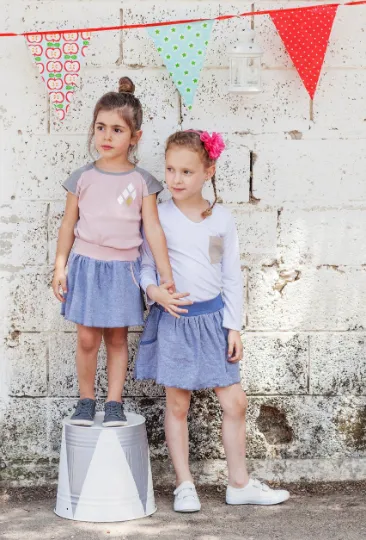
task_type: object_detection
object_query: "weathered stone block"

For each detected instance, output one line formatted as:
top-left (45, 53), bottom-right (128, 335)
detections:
top-left (310, 334), bottom-right (366, 396)
top-left (0, 272), bottom-right (13, 332)
top-left (7, 268), bottom-right (53, 331)
top-left (0, 203), bottom-right (48, 266)
top-left (279, 209), bottom-right (366, 266)
top-left (248, 266), bottom-right (366, 331)
top-left (4, 134), bottom-right (88, 201)
top-left (208, 135), bottom-right (250, 204)
top-left (254, 1), bottom-right (294, 70)
top-left (136, 136), bottom-right (167, 186)
top-left (214, 3), bottom-right (253, 67)
top-left (47, 397), bottom-right (79, 457)
top-left (50, 68), bottom-right (180, 140)
top-left (336, 397), bottom-right (366, 454)
top-left (0, 398), bottom-right (48, 461)
top-left (314, 70), bottom-right (366, 131)
top-left (7, 333), bottom-right (48, 397)
top-left (188, 390), bottom-right (225, 459)
top-left (48, 333), bottom-right (78, 397)
top-left (181, 69), bottom-right (309, 133)
top-left (243, 333), bottom-right (308, 395)
top-left (247, 396), bottom-right (366, 460)
top-left (49, 332), bottom-right (164, 397)
top-left (326, 5), bottom-right (366, 68)
top-left (253, 140), bottom-right (366, 205)
top-left (0, 63), bottom-right (47, 134)
top-left (48, 202), bottom-right (65, 265)
top-left (232, 207), bottom-right (277, 265)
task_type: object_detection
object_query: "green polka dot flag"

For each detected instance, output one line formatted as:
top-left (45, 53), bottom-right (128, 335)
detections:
top-left (148, 21), bottom-right (214, 108)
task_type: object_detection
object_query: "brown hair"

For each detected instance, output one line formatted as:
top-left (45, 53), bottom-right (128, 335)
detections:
top-left (88, 77), bottom-right (143, 160)
top-left (165, 130), bottom-right (218, 218)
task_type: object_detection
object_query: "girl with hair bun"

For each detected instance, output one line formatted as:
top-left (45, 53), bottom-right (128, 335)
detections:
top-left (52, 77), bottom-right (182, 428)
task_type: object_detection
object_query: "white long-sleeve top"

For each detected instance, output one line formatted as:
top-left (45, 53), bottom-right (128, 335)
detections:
top-left (140, 199), bottom-right (243, 331)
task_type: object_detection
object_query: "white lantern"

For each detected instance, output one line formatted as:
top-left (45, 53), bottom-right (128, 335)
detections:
top-left (228, 29), bottom-right (263, 94)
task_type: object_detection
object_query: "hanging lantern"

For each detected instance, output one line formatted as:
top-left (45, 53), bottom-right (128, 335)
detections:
top-left (228, 29), bottom-right (263, 94)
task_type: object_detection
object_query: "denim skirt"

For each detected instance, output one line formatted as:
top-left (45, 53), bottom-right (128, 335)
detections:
top-left (61, 252), bottom-right (144, 328)
top-left (135, 295), bottom-right (240, 390)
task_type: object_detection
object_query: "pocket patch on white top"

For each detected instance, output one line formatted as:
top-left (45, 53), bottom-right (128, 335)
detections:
top-left (209, 236), bottom-right (224, 264)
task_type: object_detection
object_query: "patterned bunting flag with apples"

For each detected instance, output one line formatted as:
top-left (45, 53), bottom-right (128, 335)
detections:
top-left (26, 31), bottom-right (90, 120)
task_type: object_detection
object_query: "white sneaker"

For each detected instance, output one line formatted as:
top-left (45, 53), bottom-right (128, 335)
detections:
top-left (226, 478), bottom-right (290, 506)
top-left (174, 481), bottom-right (201, 512)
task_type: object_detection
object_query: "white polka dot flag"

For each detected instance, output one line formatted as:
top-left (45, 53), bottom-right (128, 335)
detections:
top-left (148, 21), bottom-right (214, 109)
top-left (26, 32), bottom-right (90, 120)
top-left (270, 5), bottom-right (338, 99)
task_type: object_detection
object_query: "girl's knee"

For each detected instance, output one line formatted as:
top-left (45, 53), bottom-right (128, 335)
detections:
top-left (78, 328), bottom-right (101, 354)
top-left (103, 329), bottom-right (128, 349)
top-left (223, 390), bottom-right (248, 418)
top-left (166, 391), bottom-right (190, 420)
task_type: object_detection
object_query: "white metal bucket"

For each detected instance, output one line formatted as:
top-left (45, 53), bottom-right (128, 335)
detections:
top-left (54, 412), bottom-right (156, 522)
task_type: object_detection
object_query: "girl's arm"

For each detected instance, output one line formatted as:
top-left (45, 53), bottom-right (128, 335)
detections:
top-left (52, 193), bottom-right (79, 302)
top-left (222, 212), bottom-right (243, 362)
top-left (141, 194), bottom-right (174, 285)
top-left (139, 228), bottom-right (191, 318)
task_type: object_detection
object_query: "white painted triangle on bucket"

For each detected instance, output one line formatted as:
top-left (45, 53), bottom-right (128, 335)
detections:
top-left (145, 447), bottom-right (157, 515)
top-left (74, 429), bottom-right (145, 522)
top-left (55, 430), bottom-right (74, 519)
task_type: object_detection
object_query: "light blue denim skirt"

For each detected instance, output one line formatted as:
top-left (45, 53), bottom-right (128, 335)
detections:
top-left (135, 295), bottom-right (240, 390)
top-left (61, 252), bottom-right (144, 328)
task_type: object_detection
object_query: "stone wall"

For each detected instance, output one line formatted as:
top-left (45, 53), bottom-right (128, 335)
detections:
top-left (1, 0), bottom-right (366, 486)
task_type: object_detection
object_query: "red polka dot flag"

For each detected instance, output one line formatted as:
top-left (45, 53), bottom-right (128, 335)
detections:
top-left (270, 5), bottom-right (338, 99)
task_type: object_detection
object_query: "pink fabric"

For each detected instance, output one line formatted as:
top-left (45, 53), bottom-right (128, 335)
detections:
top-left (68, 166), bottom-right (161, 261)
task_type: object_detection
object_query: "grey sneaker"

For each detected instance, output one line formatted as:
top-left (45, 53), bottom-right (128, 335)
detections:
top-left (103, 401), bottom-right (127, 427)
top-left (70, 398), bottom-right (96, 427)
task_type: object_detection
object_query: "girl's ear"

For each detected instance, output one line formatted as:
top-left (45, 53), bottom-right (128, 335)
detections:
top-left (205, 163), bottom-right (216, 181)
top-left (131, 130), bottom-right (143, 146)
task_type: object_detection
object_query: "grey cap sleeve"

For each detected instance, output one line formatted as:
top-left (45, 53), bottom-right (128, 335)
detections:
top-left (136, 167), bottom-right (163, 197)
top-left (62, 164), bottom-right (93, 196)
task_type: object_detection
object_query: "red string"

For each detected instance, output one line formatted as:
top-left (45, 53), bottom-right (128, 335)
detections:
top-left (0, 1), bottom-right (365, 38)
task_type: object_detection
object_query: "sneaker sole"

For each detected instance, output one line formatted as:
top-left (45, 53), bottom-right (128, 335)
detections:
top-left (102, 420), bottom-right (128, 427)
top-left (174, 506), bottom-right (201, 513)
top-left (226, 495), bottom-right (290, 506)
top-left (69, 419), bottom-right (95, 427)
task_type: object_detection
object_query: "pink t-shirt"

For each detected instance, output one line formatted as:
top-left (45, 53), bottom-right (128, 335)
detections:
top-left (63, 163), bottom-right (163, 261)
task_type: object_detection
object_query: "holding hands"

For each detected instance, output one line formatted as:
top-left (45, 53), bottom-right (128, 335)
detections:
top-left (147, 282), bottom-right (193, 318)
top-left (147, 283), bottom-right (243, 363)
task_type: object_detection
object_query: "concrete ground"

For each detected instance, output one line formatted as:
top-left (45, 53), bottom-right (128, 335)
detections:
top-left (1, 485), bottom-right (366, 540)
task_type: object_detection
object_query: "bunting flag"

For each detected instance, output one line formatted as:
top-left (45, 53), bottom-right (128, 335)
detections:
top-left (270, 5), bottom-right (338, 99)
top-left (26, 31), bottom-right (90, 120)
top-left (148, 20), bottom-right (214, 109)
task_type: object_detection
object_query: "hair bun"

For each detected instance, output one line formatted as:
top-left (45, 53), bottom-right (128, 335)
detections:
top-left (118, 76), bottom-right (135, 94)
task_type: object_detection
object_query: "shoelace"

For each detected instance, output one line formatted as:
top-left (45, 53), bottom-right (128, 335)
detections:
top-left (106, 402), bottom-right (122, 418)
top-left (76, 400), bottom-right (94, 417)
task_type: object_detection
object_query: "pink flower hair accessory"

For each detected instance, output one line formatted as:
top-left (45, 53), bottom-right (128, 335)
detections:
top-left (186, 130), bottom-right (226, 160)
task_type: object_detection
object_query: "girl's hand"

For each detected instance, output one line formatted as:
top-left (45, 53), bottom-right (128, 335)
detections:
top-left (160, 278), bottom-right (176, 294)
top-left (52, 267), bottom-right (67, 302)
top-left (147, 282), bottom-right (193, 319)
top-left (227, 330), bottom-right (243, 362)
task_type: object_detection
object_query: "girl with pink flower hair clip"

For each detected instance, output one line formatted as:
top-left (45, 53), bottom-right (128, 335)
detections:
top-left (135, 129), bottom-right (290, 513)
